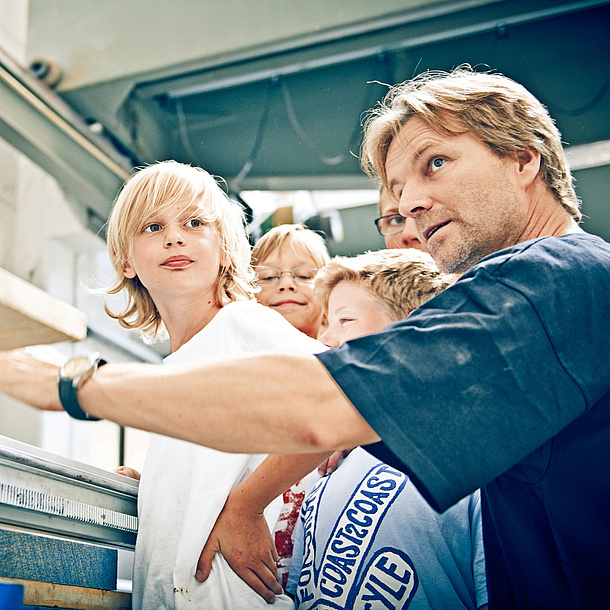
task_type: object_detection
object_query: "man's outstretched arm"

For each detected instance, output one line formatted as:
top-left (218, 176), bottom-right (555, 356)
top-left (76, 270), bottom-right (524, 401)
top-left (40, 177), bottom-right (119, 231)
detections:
top-left (0, 348), bottom-right (380, 453)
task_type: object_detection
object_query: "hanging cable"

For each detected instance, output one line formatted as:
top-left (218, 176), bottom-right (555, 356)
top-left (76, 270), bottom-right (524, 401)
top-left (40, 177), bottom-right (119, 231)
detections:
top-left (347, 52), bottom-right (394, 153)
top-left (281, 78), bottom-right (344, 166)
top-left (551, 71), bottom-right (610, 117)
top-left (176, 97), bottom-right (202, 164)
top-left (281, 52), bottom-right (393, 167)
top-left (230, 77), bottom-right (277, 187)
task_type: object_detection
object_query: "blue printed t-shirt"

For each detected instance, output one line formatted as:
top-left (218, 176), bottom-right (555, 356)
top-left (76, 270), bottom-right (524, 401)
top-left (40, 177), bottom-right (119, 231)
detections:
top-left (287, 448), bottom-right (487, 610)
top-left (316, 233), bottom-right (610, 609)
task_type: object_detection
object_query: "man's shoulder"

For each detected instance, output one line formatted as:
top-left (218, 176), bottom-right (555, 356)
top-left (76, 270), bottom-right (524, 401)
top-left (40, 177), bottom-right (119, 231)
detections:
top-left (471, 233), bottom-right (610, 283)
top-left (514, 232), bottom-right (608, 256)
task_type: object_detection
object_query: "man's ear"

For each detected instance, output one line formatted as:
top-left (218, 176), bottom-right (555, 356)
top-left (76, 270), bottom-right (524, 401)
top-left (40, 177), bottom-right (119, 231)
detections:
top-left (515, 148), bottom-right (541, 187)
top-left (122, 261), bottom-right (136, 279)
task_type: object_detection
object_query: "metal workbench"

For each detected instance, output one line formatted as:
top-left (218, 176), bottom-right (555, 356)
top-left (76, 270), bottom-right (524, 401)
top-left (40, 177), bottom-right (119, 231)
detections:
top-left (0, 434), bottom-right (138, 550)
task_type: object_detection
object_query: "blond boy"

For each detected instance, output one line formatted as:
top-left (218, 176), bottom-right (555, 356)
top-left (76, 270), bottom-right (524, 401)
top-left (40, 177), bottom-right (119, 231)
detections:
top-left (104, 161), bottom-right (322, 610)
top-left (316, 248), bottom-right (452, 344)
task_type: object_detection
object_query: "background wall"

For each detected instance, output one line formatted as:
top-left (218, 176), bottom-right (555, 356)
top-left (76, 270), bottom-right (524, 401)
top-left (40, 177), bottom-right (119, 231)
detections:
top-left (0, 1), bottom-right (152, 471)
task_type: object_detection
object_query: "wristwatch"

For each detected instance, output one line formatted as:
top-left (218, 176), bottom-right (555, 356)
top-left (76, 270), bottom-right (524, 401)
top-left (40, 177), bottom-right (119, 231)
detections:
top-left (57, 353), bottom-right (106, 421)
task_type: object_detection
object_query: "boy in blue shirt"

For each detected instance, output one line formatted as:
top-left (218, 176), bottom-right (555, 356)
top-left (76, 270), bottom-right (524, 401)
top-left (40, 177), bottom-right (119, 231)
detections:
top-left (287, 249), bottom-right (487, 609)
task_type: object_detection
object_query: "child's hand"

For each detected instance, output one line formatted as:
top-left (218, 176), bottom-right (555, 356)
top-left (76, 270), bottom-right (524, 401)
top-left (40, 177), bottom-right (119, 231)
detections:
top-left (317, 448), bottom-right (354, 476)
top-left (195, 488), bottom-right (282, 603)
top-left (115, 466), bottom-right (141, 481)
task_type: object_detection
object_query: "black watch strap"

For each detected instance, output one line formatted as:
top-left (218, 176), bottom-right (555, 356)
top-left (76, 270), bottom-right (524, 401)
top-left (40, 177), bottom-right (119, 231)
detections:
top-left (58, 359), bottom-right (106, 421)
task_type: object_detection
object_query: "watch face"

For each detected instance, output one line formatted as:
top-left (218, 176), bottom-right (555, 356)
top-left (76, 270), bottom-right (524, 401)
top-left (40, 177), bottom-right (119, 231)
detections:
top-left (63, 355), bottom-right (91, 377)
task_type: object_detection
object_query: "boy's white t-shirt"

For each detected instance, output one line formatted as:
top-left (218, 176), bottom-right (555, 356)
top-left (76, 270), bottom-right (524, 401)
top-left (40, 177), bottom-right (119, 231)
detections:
top-left (132, 300), bottom-right (323, 610)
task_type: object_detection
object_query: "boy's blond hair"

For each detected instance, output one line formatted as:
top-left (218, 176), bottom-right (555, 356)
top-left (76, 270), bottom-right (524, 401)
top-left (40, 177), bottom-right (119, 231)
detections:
top-left (315, 248), bottom-right (455, 322)
top-left (105, 161), bottom-right (256, 339)
top-left (251, 224), bottom-right (330, 269)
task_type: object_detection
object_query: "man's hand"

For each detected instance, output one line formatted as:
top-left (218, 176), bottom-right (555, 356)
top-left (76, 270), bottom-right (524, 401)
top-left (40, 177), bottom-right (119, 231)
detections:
top-left (0, 347), bottom-right (65, 411)
top-left (195, 489), bottom-right (283, 603)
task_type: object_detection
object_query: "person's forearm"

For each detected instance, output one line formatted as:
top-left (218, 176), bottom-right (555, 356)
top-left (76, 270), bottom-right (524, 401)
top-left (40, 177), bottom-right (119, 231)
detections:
top-left (79, 352), bottom-right (379, 454)
top-left (236, 452), bottom-right (332, 513)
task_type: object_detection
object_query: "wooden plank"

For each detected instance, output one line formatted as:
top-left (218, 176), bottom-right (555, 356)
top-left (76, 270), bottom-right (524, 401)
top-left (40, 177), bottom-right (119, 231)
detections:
top-left (0, 267), bottom-right (87, 350)
top-left (0, 577), bottom-right (131, 609)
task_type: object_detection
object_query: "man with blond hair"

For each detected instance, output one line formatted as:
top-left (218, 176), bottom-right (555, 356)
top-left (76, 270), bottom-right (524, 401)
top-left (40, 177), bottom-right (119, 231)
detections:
top-left (2, 67), bottom-right (610, 608)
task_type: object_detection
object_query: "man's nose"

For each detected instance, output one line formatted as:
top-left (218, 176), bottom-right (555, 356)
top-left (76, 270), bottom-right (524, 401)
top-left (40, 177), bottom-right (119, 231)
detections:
top-left (398, 182), bottom-right (433, 218)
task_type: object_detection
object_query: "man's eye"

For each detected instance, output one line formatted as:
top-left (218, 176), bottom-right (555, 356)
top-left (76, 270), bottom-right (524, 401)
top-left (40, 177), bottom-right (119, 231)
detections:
top-left (339, 318), bottom-right (354, 326)
top-left (430, 157), bottom-right (445, 172)
top-left (143, 223), bottom-right (162, 233)
top-left (185, 218), bottom-right (203, 228)
top-left (388, 215), bottom-right (404, 226)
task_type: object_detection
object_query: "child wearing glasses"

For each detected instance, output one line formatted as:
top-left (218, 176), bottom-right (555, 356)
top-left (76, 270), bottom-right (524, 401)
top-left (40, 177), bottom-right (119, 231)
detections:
top-left (106, 161), bottom-right (321, 609)
top-left (198, 249), bottom-right (488, 609)
top-left (252, 224), bottom-right (330, 339)
top-left (248, 223), bottom-right (330, 586)
top-left (374, 187), bottom-right (425, 251)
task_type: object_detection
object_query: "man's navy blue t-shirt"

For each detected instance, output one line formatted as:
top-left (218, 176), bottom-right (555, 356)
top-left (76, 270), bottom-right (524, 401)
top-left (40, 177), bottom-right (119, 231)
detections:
top-left (316, 233), bottom-right (610, 609)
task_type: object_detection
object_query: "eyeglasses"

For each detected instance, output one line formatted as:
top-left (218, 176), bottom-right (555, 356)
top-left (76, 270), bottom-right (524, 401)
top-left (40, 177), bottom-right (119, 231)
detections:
top-left (255, 267), bottom-right (318, 284)
top-left (374, 213), bottom-right (406, 236)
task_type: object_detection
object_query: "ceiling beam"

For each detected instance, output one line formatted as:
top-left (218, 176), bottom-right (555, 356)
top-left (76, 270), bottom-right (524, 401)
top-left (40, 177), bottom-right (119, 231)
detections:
top-left (566, 140), bottom-right (610, 171)
top-left (0, 49), bottom-right (133, 228)
top-left (134, 0), bottom-right (607, 101)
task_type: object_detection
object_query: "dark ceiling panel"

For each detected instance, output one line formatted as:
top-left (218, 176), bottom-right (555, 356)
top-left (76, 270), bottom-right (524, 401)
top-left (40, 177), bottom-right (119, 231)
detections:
top-left (156, 58), bottom-right (391, 181)
top-left (390, 6), bottom-right (610, 147)
top-left (58, 0), bottom-right (609, 195)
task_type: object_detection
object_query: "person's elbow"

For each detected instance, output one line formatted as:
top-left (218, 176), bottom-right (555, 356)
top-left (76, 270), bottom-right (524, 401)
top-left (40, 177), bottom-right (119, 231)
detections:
top-left (290, 402), bottom-right (379, 452)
